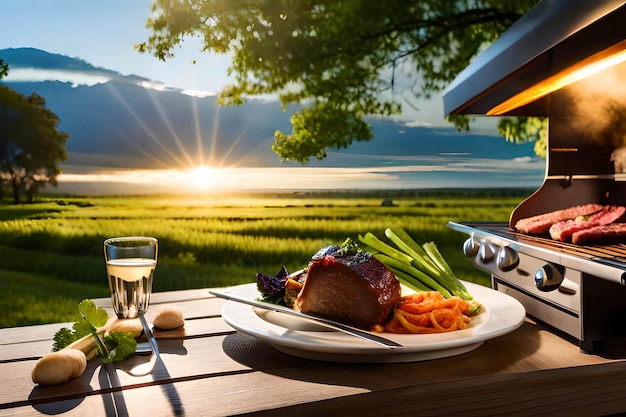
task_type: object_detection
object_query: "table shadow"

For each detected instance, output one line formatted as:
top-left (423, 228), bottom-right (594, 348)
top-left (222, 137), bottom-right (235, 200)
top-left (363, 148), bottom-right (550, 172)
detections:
top-left (221, 320), bottom-right (543, 391)
top-left (27, 339), bottom-right (188, 416)
top-left (28, 361), bottom-right (98, 415)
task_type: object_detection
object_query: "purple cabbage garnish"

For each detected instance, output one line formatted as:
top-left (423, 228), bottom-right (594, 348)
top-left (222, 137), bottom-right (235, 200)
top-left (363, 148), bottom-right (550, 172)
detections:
top-left (256, 265), bottom-right (290, 305)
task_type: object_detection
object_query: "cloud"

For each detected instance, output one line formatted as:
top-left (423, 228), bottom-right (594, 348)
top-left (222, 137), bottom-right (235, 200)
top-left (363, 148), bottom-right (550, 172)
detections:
top-left (403, 121), bottom-right (434, 128)
top-left (4, 67), bottom-right (201, 96)
top-left (52, 157), bottom-right (545, 195)
top-left (512, 156), bottom-right (538, 163)
top-left (136, 80), bottom-right (168, 91)
top-left (5, 68), bottom-right (111, 87)
top-left (181, 89), bottom-right (217, 98)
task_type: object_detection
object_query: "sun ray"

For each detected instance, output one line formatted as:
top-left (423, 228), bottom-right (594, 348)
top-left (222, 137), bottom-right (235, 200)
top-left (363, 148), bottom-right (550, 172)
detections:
top-left (216, 119), bottom-right (254, 167)
top-left (115, 131), bottom-right (172, 169)
top-left (144, 88), bottom-right (195, 168)
top-left (104, 83), bottom-right (187, 167)
top-left (232, 136), bottom-right (276, 166)
top-left (213, 105), bottom-right (278, 168)
top-left (190, 95), bottom-right (206, 167)
top-left (100, 82), bottom-right (284, 174)
top-left (208, 102), bottom-right (221, 166)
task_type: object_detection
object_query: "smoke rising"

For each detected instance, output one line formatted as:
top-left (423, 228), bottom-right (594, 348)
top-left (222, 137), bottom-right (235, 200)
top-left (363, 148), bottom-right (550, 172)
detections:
top-left (567, 61), bottom-right (626, 172)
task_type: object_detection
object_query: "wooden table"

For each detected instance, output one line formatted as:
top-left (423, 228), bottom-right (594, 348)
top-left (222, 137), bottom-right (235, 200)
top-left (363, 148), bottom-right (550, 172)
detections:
top-left (3, 287), bottom-right (626, 417)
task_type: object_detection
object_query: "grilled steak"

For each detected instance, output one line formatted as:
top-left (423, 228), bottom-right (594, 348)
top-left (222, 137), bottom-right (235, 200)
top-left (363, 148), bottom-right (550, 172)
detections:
top-left (514, 204), bottom-right (604, 234)
top-left (295, 251), bottom-right (401, 330)
top-left (549, 206), bottom-right (626, 242)
top-left (572, 223), bottom-right (626, 245)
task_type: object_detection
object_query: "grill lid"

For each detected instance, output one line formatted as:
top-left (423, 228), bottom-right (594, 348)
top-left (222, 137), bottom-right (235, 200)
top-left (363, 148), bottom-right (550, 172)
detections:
top-left (443, 0), bottom-right (626, 117)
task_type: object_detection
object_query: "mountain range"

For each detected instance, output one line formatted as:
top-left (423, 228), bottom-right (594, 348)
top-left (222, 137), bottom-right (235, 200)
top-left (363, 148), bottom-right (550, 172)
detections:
top-left (0, 47), bottom-right (538, 174)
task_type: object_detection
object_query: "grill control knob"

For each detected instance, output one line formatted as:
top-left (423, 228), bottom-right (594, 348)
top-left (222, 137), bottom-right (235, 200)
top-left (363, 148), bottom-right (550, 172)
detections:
top-left (535, 263), bottom-right (565, 292)
top-left (462, 236), bottom-right (480, 257)
top-left (478, 242), bottom-right (497, 263)
top-left (496, 246), bottom-right (519, 272)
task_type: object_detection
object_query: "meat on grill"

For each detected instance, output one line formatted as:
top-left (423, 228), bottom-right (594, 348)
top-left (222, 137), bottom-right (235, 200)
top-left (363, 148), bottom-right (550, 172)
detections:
top-left (514, 204), bottom-right (604, 234)
top-left (295, 251), bottom-right (401, 330)
top-left (572, 223), bottom-right (626, 245)
top-left (549, 206), bottom-right (626, 242)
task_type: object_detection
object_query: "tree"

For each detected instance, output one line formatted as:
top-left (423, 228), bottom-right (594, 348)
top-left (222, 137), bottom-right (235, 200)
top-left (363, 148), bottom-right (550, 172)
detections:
top-left (0, 59), bottom-right (7, 79)
top-left (497, 116), bottom-right (547, 158)
top-left (137, 0), bottom-right (541, 163)
top-left (0, 59), bottom-right (7, 199)
top-left (0, 85), bottom-right (68, 203)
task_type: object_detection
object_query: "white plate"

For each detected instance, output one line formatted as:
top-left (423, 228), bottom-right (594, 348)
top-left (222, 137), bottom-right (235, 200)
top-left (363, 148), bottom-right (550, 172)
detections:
top-left (220, 282), bottom-right (525, 363)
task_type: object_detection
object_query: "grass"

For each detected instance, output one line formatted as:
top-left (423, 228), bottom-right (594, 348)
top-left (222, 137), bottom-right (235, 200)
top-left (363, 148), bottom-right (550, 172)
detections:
top-left (0, 189), bottom-right (530, 328)
top-left (0, 269), bottom-right (109, 327)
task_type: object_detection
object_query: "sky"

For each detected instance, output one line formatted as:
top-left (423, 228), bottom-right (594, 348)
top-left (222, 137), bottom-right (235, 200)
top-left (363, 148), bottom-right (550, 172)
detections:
top-left (0, 0), bottom-right (452, 125)
top-left (0, 0), bottom-right (234, 96)
top-left (0, 1), bottom-right (545, 194)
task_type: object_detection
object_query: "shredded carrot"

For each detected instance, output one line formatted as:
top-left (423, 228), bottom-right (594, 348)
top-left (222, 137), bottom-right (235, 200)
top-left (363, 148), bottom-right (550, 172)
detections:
top-left (384, 291), bottom-right (473, 334)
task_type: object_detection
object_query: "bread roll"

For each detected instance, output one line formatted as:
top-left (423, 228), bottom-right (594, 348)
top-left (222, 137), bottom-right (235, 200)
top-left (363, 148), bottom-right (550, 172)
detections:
top-left (32, 349), bottom-right (87, 385)
top-left (153, 307), bottom-right (185, 330)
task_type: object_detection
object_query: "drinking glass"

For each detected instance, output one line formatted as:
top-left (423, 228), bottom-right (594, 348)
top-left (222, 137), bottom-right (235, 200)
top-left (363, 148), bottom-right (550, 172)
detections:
top-left (104, 236), bottom-right (158, 319)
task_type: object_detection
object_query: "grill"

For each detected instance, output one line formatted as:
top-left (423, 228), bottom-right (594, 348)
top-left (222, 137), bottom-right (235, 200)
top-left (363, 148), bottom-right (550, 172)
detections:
top-left (442, 0), bottom-right (626, 352)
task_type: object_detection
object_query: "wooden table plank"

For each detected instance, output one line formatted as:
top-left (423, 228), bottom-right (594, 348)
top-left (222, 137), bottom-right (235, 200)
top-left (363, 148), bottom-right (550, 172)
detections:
top-left (0, 316), bottom-right (234, 362)
top-left (227, 362), bottom-right (626, 417)
top-left (3, 288), bottom-right (626, 416)
top-left (0, 370), bottom-right (368, 417)
top-left (91, 288), bottom-right (223, 309)
top-left (0, 322), bottom-right (75, 346)
top-left (8, 360), bottom-right (626, 417)
top-left (0, 294), bottom-right (226, 346)
top-left (4, 320), bottom-right (613, 413)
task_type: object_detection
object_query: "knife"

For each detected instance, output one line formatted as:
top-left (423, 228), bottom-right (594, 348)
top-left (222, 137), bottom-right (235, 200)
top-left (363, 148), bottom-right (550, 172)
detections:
top-left (140, 314), bottom-right (161, 357)
top-left (209, 289), bottom-right (404, 349)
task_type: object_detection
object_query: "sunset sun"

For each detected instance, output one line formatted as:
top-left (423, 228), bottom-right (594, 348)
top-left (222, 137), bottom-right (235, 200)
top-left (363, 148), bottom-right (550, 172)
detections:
top-left (188, 165), bottom-right (218, 190)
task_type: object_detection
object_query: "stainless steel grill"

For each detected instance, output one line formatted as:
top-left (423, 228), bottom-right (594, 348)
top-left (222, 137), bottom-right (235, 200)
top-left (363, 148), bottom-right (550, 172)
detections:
top-left (442, 0), bottom-right (626, 352)
top-left (448, 221), bottom-right (626, 353)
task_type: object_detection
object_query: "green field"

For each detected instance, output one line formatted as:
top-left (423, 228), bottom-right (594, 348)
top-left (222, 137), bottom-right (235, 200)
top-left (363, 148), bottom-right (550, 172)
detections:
top-left (0, 189), bottom-right (530, 328)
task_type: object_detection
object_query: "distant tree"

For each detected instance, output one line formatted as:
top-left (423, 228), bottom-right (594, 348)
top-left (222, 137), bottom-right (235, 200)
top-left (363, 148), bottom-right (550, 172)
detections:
top-left (0, 59), bottom-right (7, 198)
top-left (0, 59), bottom-right (7, 79)
top-left (137, 0), bottom-right (541, 163)
top-left (0, 85), bottom-right (68, 203)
